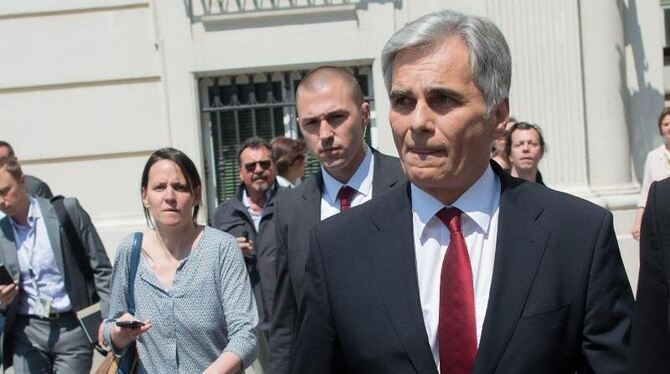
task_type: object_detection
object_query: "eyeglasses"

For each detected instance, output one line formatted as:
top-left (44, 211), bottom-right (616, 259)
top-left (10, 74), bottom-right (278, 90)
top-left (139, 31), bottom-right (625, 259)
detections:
top-left (243, 160), bottom-right (272, 173)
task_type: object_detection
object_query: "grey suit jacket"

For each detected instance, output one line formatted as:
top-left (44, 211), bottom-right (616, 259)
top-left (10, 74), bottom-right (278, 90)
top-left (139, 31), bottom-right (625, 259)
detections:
top-left (269, 150), bottom-right (405, 373)
top-left (0, 197), bottom-right (112, 369)
top-left (24, 175), bottom-right (53, 199)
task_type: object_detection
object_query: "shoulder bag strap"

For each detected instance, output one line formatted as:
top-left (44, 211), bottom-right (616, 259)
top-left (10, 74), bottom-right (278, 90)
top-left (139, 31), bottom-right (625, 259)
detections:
top-left (51, 196), bottom-right (95, 284)
top-left (127, 232), bottom-right (143, 315)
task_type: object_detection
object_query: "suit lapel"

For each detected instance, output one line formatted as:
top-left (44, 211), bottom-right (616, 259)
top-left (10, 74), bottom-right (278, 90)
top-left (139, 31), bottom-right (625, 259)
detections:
top-left (292, 173), bottom-right (323, 299)
top-left (474, 173), bottom-right (550, 374)
top-left (0, 218), bottom-right (20, 280)
top-left (371, 150), bottom-right (401, 195)
top-left (37, 199), bottom-right (66, 276)
top-left (364, 184), bottom-right (437, 372)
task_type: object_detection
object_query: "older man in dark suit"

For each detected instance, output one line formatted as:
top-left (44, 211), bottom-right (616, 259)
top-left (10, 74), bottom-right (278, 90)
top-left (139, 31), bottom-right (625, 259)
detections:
top-left (631, 177), bottom-right (670, 373)
top-left (292, 10), bottom-right (633, 374)
top-left (268, 66), bottom-right (405, 373)
top-left (0, 156), bottom-right (111, 373)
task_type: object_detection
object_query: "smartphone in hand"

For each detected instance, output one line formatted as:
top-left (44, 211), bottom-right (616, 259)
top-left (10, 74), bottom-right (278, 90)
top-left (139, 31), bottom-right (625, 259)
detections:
top-left (0, 264), bottom-right (14, 286)
top-left (116, 320), bottom-right (145, 329)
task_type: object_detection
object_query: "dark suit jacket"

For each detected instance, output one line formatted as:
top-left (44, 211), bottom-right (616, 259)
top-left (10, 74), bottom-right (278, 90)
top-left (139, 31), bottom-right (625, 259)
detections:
top-left (269, 150), bottom-right (405, 373)
top-left (293, 165), bottom-right (633, 373)
top-left (631, 177), bottom-right (670, 373)
top-left (0, 197), bottom-right (112, 368)
top-left (25, 175), bottom-right (53, 199)
top-left (213, 183), bottom-right (281, 331)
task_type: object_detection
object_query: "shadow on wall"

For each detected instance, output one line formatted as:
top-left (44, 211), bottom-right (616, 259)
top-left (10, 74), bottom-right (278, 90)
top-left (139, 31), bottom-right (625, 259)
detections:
top-left (619, 0), bottom-right (665, 182)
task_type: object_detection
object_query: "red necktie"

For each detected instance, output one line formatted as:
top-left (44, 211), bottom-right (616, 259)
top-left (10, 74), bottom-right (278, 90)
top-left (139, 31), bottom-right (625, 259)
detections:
top-left (337, 186), bottom-right (357, 212)
top-left (436, 207), bottom-right (477, 374)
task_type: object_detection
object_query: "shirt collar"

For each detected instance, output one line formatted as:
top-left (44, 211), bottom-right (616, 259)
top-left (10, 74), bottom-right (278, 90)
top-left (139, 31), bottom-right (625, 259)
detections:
top-left (9, 196), bottom-right (41, 230)
top-left (321, 145), bottom-right (373, 204)
top-left (242, 185), bottom-right (275, 210)
top-left (411, 165), bottom-right (500, 238)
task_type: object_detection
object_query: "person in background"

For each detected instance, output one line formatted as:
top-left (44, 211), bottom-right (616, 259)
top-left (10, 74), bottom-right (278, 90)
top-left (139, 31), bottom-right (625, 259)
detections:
top-left (631, 106), bottom-right (670, 241)
top-left (490, 117), bottom-right (516, 171)
top-left (103, 147), bottom-right (257, 373)
top-left (0, 141), bottom-right (53, 199)
top-left (506, 121), bottom-right (546, 185)
top-left (214, 137), bottom-right (279, 373)
top-left (0, 156), bottom-right (112, 373)
top-left (271, 137), bottom-right (306, 189)
top-left (269, 66), bottom-right (405, 374)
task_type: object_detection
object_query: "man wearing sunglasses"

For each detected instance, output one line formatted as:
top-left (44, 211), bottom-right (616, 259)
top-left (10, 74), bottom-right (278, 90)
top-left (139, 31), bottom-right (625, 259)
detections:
top-left (269, 66), bottom-right (405, 374)
top-left (213, 137), bottom-right (280, 373)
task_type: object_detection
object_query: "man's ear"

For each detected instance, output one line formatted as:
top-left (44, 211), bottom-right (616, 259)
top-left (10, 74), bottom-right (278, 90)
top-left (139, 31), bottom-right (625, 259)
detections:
top-left (490, 97), bottom-right (510, 139)
top-left (361, 102), bottom-right (371, 127)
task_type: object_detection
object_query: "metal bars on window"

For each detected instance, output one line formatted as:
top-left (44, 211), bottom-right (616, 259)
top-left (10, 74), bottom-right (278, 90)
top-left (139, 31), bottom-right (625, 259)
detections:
top-left (199, 65), bottom-right (375, 209)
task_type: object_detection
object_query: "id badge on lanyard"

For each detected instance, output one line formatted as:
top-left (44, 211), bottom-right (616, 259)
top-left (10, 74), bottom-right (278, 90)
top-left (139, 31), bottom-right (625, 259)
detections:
top-left (14, 221), bottom-right (53, 318)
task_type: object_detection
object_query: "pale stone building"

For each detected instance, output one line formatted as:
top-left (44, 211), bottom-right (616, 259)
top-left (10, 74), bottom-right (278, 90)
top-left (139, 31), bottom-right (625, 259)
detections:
top-left (1, 0), bottom-right (667, 288)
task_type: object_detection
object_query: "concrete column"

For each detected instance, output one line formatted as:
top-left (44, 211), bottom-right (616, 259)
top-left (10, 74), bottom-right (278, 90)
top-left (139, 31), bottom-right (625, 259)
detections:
top-left (579, 0), bottom-right (637, 198)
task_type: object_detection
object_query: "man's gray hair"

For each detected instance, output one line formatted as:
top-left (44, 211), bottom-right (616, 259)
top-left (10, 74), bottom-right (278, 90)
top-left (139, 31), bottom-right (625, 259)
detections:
top-left (381, 9), bottom-right (511, 111)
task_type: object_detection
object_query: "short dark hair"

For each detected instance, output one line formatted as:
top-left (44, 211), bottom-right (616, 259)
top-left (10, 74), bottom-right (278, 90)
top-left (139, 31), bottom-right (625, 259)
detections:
top-left (271, 137), bottom-right (306, 175)
top-left (237, 137), bottom-right (272, 164)
top-left (658, 107), bottom-right (670, 136)
top-left (0, 141), bottom-right (15, 158)
top-left (0, 156), bottom-right (23, 181)
top-left (505, 121), bottom-right (546, 156)
top-left (140, 147), bottom-right (202, 226)
top-left (296, 66), bottom-right (365, 106)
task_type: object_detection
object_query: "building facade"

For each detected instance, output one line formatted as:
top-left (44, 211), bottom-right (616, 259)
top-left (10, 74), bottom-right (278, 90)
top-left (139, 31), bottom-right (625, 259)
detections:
top-left (1, 0), bottom-right (665, 288)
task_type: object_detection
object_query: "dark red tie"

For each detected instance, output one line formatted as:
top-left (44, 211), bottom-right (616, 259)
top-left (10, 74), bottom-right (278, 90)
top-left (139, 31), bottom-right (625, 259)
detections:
top-left (436, 207), bottom-right (477, 374)
top-left (337, 186), bottom-right (357, 212)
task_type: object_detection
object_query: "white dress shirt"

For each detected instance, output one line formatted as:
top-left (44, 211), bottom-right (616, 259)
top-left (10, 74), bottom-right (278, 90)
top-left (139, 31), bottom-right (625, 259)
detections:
top-left (411, 165), bottom-right (501, 370)
top-left (320, 145), bottom-right (374, 220)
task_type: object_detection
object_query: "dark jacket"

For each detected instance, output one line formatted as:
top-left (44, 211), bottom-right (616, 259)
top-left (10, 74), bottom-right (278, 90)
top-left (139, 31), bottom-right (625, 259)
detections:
top-left (292, 163), bottom-right (632, 373)
top-left (25, 175), bottom-right (53, 199)
top-left (269, 149), bottom-right (405, 373)
top-left (213, 183), bottom-right (281, 330)
top-left (631, 177), bottom-right (670, 373)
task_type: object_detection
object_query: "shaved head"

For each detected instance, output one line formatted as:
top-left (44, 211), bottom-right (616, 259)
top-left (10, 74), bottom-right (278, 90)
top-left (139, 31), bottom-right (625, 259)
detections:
top-left (296, 66), bottom-right (364, 106)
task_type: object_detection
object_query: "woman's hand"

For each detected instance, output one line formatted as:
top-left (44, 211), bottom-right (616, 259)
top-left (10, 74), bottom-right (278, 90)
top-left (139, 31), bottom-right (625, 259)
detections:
top-left (202, 352), bottom-right (241, 374)
top-left (0, 282), bottom-right (18, 306)
top-left (110, 312), bottom-right (152, 351)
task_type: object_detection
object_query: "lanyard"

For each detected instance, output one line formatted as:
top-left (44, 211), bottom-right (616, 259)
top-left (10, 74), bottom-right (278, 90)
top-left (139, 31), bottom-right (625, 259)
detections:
top-left (11, 217), bottom-right (43, 297)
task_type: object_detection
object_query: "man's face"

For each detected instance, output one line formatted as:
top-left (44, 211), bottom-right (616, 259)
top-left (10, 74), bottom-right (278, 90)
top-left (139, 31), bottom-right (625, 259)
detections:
top-left (508, 128), bottom-right (543, 172)
top-left (297, 79), bottom-right (369, 179)
top-left (661, 114), bottom-right (670, 145)
top-left (389, 36), bottom-right (508, 203)
top-left (239, 147), bottom-right (276, 194)
top-left (0, 167), bottom-right (27, 219)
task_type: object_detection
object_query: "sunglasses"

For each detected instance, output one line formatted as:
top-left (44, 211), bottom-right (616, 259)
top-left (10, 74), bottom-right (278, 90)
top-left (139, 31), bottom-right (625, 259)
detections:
top-left (243, 160), bottom-right (272, 173)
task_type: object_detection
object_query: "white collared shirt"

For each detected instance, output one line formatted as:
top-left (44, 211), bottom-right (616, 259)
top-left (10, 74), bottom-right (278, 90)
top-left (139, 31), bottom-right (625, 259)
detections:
top-left (320, 145), bottom-right (374, 220)
top-left (242, 186), bottom-right (275, 232)
top-left (411, 165), bottom-right (500, 370)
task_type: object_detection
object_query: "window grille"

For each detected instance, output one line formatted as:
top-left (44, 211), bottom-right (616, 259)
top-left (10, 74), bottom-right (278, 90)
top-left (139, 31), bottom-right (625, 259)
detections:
top-left (199, 65), bottom-right (375, 215)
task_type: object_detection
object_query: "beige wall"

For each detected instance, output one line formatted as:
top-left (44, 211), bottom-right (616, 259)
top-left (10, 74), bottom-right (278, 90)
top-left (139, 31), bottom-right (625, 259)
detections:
top-left (1, 0), bottom-right (666, 288)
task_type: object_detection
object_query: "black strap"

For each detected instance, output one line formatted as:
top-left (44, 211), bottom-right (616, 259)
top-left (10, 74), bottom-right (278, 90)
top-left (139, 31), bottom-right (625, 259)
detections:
top-left (50, 196), bottom-right (96, 289)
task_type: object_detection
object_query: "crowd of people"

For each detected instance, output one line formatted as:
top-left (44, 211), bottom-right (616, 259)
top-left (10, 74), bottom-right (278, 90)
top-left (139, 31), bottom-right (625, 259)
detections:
top-left (0, 8), bottom-right (668, 374)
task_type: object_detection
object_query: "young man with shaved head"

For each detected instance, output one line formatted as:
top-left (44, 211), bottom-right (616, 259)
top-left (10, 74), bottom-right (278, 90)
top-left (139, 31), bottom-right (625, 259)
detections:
top-left (268, 66), bottom-right (404, 374)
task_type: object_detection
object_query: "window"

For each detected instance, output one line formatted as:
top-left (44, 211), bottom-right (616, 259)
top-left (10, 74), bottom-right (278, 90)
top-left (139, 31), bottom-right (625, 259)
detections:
top-left (198, 65), bottom-right (375, 218)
